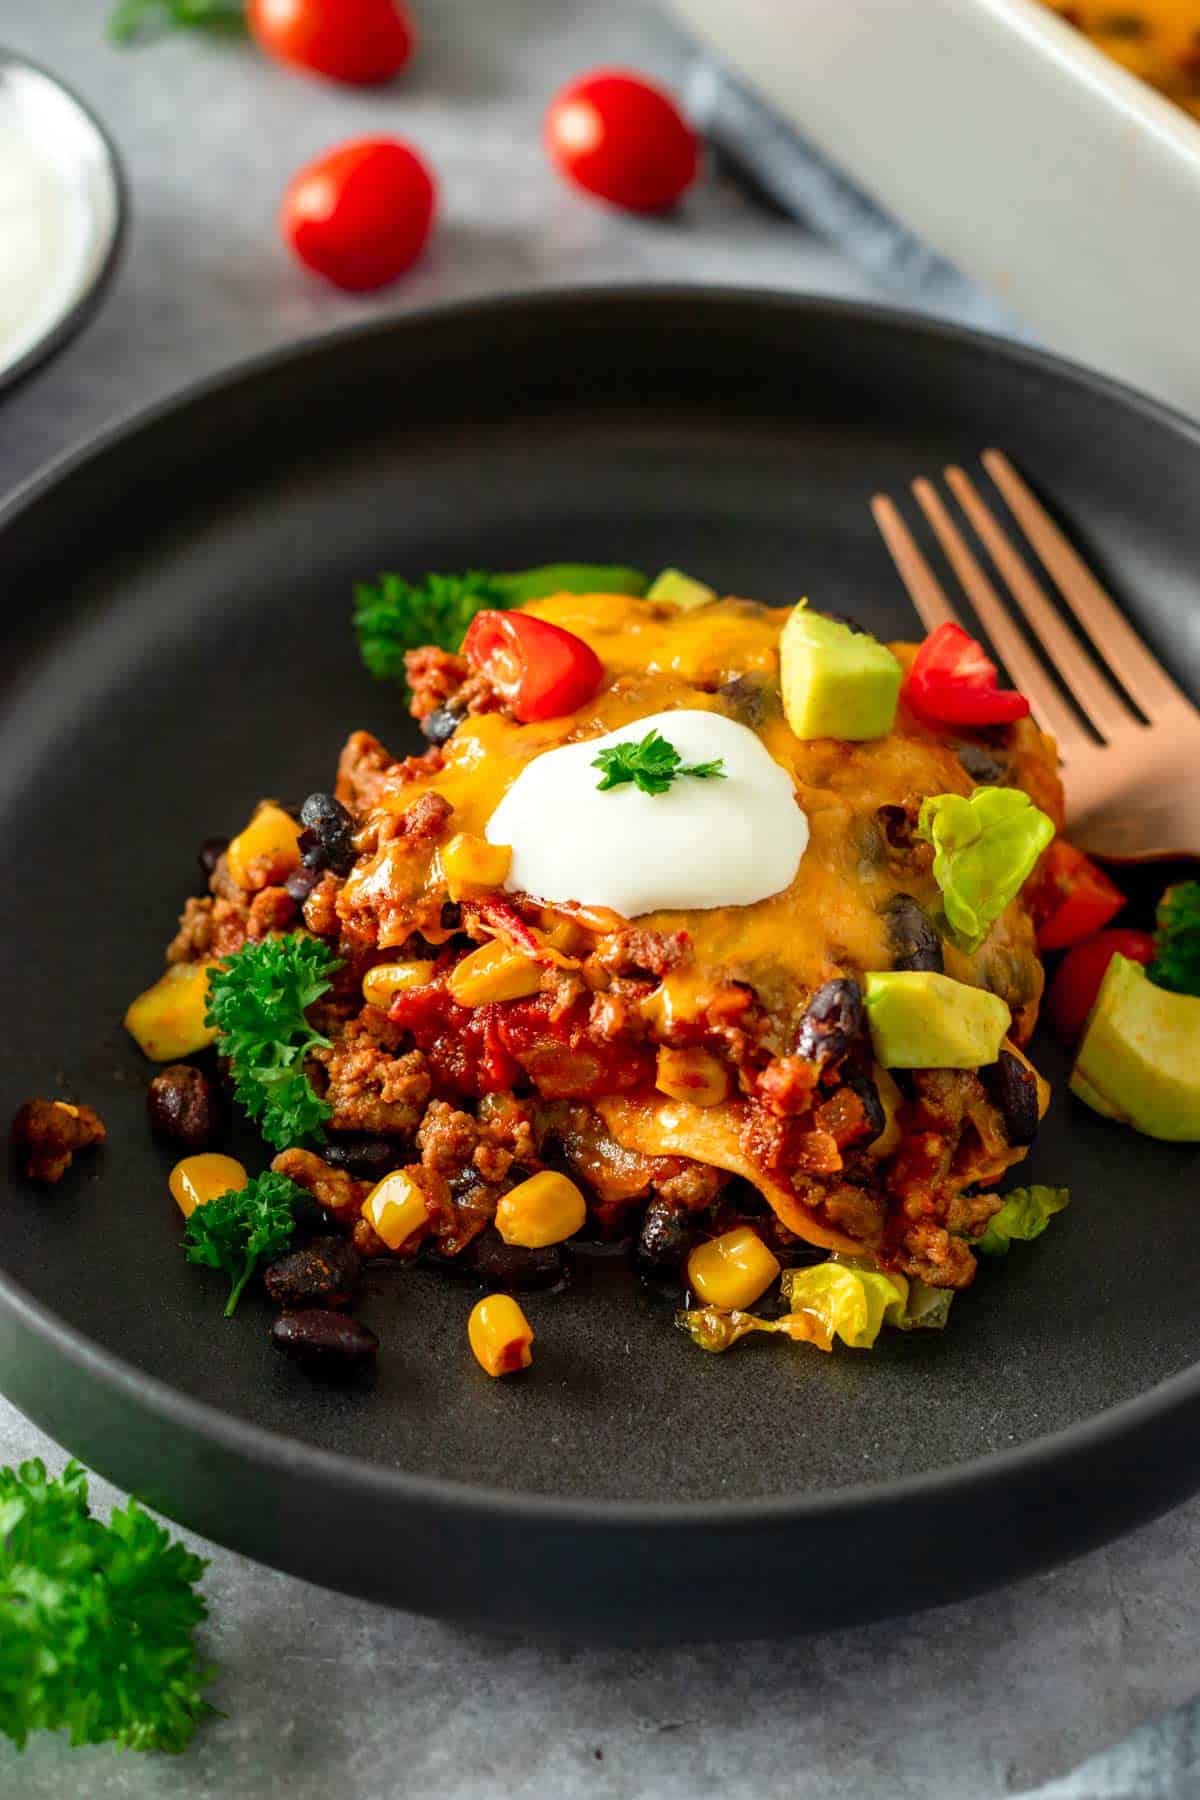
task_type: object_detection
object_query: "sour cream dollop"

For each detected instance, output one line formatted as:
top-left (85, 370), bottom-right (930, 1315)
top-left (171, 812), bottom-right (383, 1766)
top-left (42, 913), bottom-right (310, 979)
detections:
top-left (485, 709), bottom-right (809, 916)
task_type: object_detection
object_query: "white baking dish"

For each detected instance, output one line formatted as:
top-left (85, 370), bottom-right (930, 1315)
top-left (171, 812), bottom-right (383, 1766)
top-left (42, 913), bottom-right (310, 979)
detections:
top-left (668, 0), bottom-right (1200, 416)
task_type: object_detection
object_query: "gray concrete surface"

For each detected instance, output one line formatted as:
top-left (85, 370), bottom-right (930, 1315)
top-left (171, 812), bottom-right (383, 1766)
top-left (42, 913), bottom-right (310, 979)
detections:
top-left (2, 3), bottom-right (1199, 1795)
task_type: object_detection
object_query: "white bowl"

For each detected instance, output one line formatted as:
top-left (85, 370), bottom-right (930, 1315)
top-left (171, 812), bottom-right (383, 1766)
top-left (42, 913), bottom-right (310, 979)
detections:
top-left (0, 53), bottom-right (125, 393)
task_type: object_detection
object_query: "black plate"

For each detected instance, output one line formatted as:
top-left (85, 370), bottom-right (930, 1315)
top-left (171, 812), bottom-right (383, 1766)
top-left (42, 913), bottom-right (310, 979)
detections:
top-left (1, 291), bottom-right (1197, 1643)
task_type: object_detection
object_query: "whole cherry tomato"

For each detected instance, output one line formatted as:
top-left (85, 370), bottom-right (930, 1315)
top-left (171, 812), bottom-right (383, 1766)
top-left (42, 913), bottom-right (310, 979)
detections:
top-left (1045, 928), bottom-right (1156, 1043)
top-left (462, 610), bottom-right (604, 722)
top-left (544, 70), bottom-right (698, 213)
top-left (281, 137), bottom-right (436, 291)
top-left (903, 622), bottom-right (1031, 728)
top-left (248, 0), bottom-right (415, 86)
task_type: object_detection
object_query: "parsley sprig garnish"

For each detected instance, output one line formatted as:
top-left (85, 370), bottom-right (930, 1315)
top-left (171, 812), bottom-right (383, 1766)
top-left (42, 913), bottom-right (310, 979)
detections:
top-left (353, 563), bottom-right (647, 683)
top-left (0, 1458), bottom-right (213, 1753)
top-left (592, 728), bottom-right (726, 797)
top-left (1148, 880), bottom-right (1200, 998)
top-left (108, 0), bottom-right (246, 45)
top-left (205, 934), bottom-right (342, 1151)
top-left (183, 1170), bottom-right (305, 1316)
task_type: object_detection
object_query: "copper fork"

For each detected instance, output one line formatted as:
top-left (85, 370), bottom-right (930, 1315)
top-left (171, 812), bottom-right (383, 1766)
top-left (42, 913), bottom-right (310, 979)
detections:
top-left (871, 449), bottom-right (1200, 861)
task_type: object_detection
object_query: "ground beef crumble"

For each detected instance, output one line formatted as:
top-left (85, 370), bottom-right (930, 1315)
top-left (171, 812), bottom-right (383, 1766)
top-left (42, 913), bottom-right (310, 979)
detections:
top-left (313, 1021), bottom-right (433, 1136)
top-left (13, 1099), bottom-right (106, 1184)
top-left (336, 730), bottom-right (446, 816)
top-left (404, 647), bottom-right (501, 722)
top-left (272, 1147), bottom-right (368, 1218)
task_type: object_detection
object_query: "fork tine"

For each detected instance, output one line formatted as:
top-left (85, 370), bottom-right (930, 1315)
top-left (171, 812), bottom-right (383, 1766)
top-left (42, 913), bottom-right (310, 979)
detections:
top-left (983, 450), bottom-right (1185, 718)
top-left (910, 479), bottom-right (1088, 754)
top-left (945, 467), bottom-right (1137, 744)
top-left (870, 495), bottom-right (961, 632)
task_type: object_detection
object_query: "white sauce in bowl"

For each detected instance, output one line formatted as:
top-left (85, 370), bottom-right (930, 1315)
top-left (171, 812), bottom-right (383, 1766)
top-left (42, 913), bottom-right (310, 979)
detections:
top-left (0, 116), bottom-right (79, 368)
top-left (486, 709), bottom-right (809, 916)
top-left (0, 61), bottom-right (122, 383)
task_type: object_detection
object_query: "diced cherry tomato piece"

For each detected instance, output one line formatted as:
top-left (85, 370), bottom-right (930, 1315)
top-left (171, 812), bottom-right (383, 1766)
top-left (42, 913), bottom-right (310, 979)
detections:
top-left (904, 622), bottom-right (1031, 727)
top-left (544, 70), bottom-right (698, 213)
top-left (462, 610), bottom-right (604, 722)
top-left (281, 136), bottom-right (435, 291)
top-left (1029, 839), bottom-right (1126, 950)
top-left (1045, 928), bottom-right (1155, 1043)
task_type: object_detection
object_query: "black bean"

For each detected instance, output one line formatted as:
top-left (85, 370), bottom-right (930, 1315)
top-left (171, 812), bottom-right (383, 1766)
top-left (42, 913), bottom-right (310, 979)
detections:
top-left (464, 1229), bottom-right (566, 1292)
top-left (632, 1199), bottom-right (698, 1286)
top-left (322, 1135), bottom-right (404, 1183)
top-left (840, 1064), bottom-right (887, 1144)
top-left (264, 1237), bottom-right (361, 1310)
top-left (876, 804), bottom-right (915, 853)
top-left (285, 864), bottom-right (323, 905)
top-left (290, 1192), bottom-right (333, 1239)
top-left (881, 892), bottom-right (944, 974)
top-left (270, 1310), bottom-right (378, 1378)
top-left (981, 948), bottom-right (1041, 1010)
top-left (717, 673), bottom-right (779, 729)
top-left (197, 836), bottom-right (229, 883)
top-left (851, 813), bottom-right (887, 877)
top-left (795, 979), bottom-right (864, 1067)
top-left (421, 705), bottom-right (462, 746)
top-left (298, 792), bottom-right (357, 876)
top-left (955, 742), bottom-right (1010, 786)
top-left (440, 900), bottom-right (463, 932)
top-left (984, 1051), bottom-right (1040, 1147)
top-left (146, 1064), bottom-right (220, 1150)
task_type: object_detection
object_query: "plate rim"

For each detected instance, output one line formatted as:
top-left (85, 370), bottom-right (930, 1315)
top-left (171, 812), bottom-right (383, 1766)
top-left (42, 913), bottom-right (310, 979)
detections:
top-left (2, 283), bottom-right (1199, 1534)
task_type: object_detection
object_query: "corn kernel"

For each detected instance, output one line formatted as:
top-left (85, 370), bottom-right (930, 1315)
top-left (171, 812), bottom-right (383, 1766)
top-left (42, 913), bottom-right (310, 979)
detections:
top-left (640, 971), bottom-right (718, 1034)
top-left (495, 1171), bottom-right (587, 1248)
top-left (362, 1169), bottom-right (430, 1251)
top-left (655, 1046), bottom-right (730, 1107)
top-left (125, 963), bottom-right (218, 1062)
top-left (687, 1226), bottom-right (781, 1311)
top-left (468, 1294), bottom-right (534, 1377)
top-left (170, 1153), bottom-right (248, 1219)
top-left (440, 833), bottom-right (512, 901)
top-left (226, 802), bottom-right (303, 891)
top-left (362, 961), bottom-right (436, 1008)
top-left (448, 940), bottom-right (543, 1006)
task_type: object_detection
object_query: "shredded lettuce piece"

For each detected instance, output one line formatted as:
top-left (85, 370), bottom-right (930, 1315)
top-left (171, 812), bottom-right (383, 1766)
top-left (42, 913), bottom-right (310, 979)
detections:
top-left (917, 787), bottom-right (1055, 953)
top-left (976, 1184), bottom-right (1069, 1256)
top-left (677, 1263), bottom-right (953, 1356)
top-left (675, 1305), bottom-right (831, 1355)
top-left (893, 1280), bottom-right (956, 1331)
top-left (781, 1263), bottom-right (910, 1349)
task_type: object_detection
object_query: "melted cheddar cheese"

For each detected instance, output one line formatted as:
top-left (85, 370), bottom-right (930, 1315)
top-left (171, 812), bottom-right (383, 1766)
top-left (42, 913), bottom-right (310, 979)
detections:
top-left (344, 594), bottom-right (1060, 1037)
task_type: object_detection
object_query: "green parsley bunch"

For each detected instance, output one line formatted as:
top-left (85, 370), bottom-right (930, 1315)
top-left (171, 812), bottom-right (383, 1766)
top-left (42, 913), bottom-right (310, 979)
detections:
top-left (183, 1170), bottom-right (305, 1316)
top-left (0, 1460), bottom-right (213, 1753)
top-left (205, 934), bottom-right (342, 1151)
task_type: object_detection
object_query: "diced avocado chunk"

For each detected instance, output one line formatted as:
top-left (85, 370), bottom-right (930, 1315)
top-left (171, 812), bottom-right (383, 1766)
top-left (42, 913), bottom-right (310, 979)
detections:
top-left (1070, 953), bottom-right (1200, 1141)
top-left (781, 605), bottom-right (902, 741)
top-left (864, 970), bottom-right (1011, 1069)
top-left (646, 568), bottom-right (717, 609)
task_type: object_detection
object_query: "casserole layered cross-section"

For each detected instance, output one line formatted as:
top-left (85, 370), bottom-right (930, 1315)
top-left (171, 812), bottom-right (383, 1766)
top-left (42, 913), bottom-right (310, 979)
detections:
top-left (166, 590), bottom-right (1062, 1294)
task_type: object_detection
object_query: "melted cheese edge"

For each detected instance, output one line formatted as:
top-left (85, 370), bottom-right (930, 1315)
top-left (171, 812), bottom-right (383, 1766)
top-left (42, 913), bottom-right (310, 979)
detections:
top-left (358, 593), bottom-right (1054, 1015)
